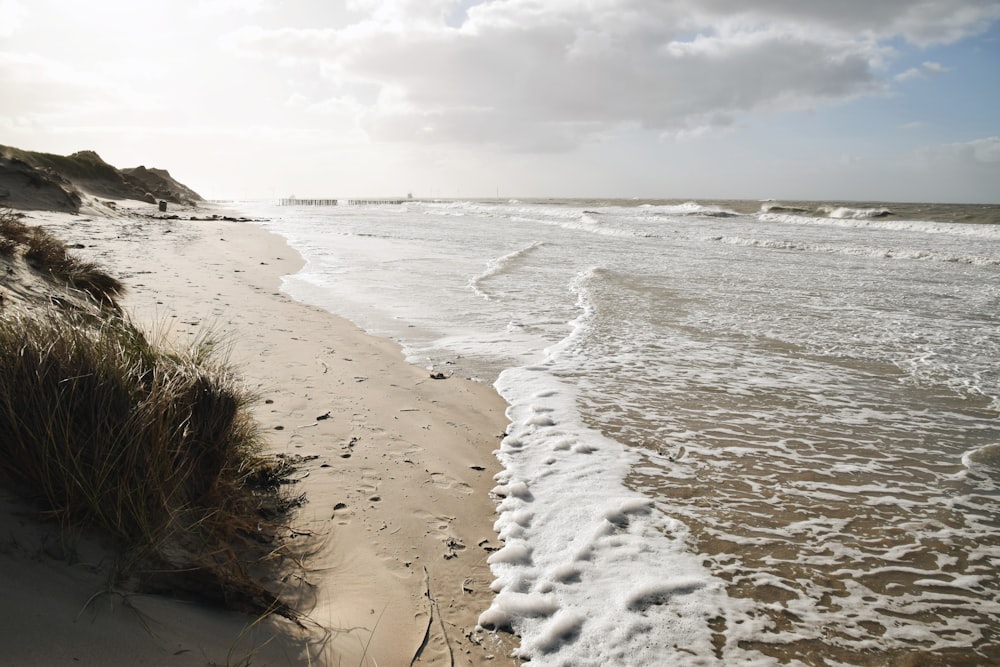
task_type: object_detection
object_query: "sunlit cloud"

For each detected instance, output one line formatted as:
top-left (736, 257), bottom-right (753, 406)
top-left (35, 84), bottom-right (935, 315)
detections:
top-left (962, 136), bottom-right (1000, 163)
top-left (916, 135), bottom-right (1000, 167)
top-left (192, 0), bottom-right (271, 18)
top-left (3, 0), bottom-right (998, 201)
top-left (0, 52), bottom-right (129, 117)
top-left (0, 0), bottom-right (25, 37)
top-left (895, 60), bottom-right (954, 81)
top-left (224, 0), bottom-right (926, 151)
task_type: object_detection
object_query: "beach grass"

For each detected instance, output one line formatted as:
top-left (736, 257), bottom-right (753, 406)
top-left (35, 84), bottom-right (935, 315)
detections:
top-left (0, 207), bottom-right (30, 255)
top-left (1, 208), bottom-right (125, 309)
top-left (0, 208), bottom-right (302, 617)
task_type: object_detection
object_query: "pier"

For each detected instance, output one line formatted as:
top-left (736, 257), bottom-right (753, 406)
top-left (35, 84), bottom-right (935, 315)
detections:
top-left (342, 199), bottom-right (408, 206)
top-left (278, 198), bottom-right (338, 206)
top-left (278, 198), bottom-right (412, 206)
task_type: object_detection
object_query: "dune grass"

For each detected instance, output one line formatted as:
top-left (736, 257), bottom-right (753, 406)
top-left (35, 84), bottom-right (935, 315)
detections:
top-left (0, 209), bottom-right (125, 309)
top-left (0, 208), bottom-right (29, 256)
top-left (0, 208), bottom-right (302, 617)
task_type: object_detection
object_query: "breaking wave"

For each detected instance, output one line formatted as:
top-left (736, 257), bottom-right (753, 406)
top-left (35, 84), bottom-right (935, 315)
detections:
top-left (709, 236), bottom-right (1000, 265)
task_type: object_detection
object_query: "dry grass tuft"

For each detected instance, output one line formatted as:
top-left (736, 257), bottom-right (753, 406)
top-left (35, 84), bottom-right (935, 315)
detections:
top-left (1, 207), bottom-right (124, 309)
top-left (0, 208), bottom-right (30, 255)
top-left (0, 209), bottom-right (303, 618)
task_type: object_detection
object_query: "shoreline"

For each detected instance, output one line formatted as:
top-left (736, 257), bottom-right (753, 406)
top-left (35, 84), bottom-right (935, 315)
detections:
top-left (6, 201), bottom-right (518, 666)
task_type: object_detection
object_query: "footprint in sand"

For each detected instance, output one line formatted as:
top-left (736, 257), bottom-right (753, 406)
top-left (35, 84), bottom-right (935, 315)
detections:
top-left (353, 467), bottom-right (382, 499)
top-left (443, 536), bottom-right (466, 560)
top-left (426, 471), bottom-right (473, 495)
top-left (331, 501), bottom-right (351, 525)
top-left (413, 510), bottom-right (468, 559)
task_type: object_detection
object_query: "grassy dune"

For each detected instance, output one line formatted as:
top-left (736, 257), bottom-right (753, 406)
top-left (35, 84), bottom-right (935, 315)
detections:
top-left (0, 208), bottom-right (302, 618)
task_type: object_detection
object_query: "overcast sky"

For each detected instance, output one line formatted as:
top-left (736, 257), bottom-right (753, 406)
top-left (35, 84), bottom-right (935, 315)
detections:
top-left (2, 0), bottom-right (998, 202)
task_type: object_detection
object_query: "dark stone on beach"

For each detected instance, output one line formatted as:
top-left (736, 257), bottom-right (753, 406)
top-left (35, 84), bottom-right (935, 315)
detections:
top-left (430, 372), bottom-right (447, 380)
top-left (316, 411), bottom-right (331, 420)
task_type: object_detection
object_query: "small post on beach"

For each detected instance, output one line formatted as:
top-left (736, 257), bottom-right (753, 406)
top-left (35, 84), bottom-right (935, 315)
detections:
top-left (158, 200), bottom-right (167, 212)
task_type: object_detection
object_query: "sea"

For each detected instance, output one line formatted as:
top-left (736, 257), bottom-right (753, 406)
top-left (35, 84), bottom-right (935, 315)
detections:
top-left (243, 199), bottom-right (1000, 666)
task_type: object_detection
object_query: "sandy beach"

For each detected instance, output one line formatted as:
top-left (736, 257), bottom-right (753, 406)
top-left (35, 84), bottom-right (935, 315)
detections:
top-left (0, 200), bottom-right (518, 666)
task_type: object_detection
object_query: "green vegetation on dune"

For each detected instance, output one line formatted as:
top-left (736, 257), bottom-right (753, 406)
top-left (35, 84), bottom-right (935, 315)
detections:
top-left (0, 208), bottom-right (125, 309)
top-left (0, 144), bottom-right (204, 209)
top-left (1, 147), bottom-right (123, 183)
top-left (0, 208), bottom-right (301, 617)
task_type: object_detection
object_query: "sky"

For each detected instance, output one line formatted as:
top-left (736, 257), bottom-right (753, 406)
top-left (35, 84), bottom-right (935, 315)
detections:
top-left (1, 0), bottom-right (998, 203)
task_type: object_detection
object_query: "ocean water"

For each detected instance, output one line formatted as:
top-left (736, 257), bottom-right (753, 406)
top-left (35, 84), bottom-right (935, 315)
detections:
top-left (246, 199), bottom-right (1000, 666)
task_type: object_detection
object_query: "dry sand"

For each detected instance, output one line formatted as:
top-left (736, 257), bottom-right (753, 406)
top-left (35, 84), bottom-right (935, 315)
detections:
top-left (0, 200), bottom-right (519, 666)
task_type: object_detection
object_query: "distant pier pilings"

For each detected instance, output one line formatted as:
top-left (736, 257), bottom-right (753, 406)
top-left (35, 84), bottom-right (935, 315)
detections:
top-left (278, 198), bottom-right (411, 206)
top-left (278, 198), bottom-right (338, 206)
top-left (343, 199), bottom-right (408, 205)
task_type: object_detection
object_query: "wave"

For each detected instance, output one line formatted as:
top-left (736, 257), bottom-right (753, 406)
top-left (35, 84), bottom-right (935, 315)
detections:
top-left (417, 201), bottom-right (647, 237)
top-left (639, 201), bottom-right (741, 219)
top-left (760, 203), bottom-right (811, 215)
top-left (469, 241), bottom-right (546, 299)
top-left (758, 212), bottom-right (1000, 239)
top-left (529, 215), bottom-right (653, 239)
top-left (962, 443), bottom-right (1000, 475)
top-left (820, 206), bottom-right (894, 219)
top-left (710, 235), bottom-right (1000, 265)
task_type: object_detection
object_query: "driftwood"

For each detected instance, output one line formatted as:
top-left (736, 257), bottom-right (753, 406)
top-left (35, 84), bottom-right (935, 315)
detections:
top-left (409, 566), bottom-right (455, 667)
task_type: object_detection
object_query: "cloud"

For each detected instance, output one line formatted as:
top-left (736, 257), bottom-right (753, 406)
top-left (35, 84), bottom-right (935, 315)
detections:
top-left (0, 0), bottom-right (25, 37)
top-left (222, 0), bottom-right (998, 151)
top-left (192, 0), bottom-right (271, 18)
top-left (962, 136), bottom-right (1000, 163)
top-left (685, 0), bottom-right (1000, 45)
top-left (895, 60), bottom-right (954, 81)
top-left (920, 61), bottom-right (951, 73)
top-left (916, 136), bottom-right (1000, 168)
top-left (0, 52), bottom-right (124, 117)
top-left (220, 26), bottom-right (340, 65)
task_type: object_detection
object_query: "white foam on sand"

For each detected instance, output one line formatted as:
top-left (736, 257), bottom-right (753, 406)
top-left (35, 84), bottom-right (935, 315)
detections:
top-left (483, 366), bottom-right (742, 666)
top-left (479, 266), bottom-right (772, 665)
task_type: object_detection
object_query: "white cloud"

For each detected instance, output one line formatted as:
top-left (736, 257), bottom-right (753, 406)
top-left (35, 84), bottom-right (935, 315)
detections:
top-left (921, 61), bottom-right (951, 73)
top-left (0, 52), bottom-right (125, 117)
top-left (661, 124), bottom-right (714, 142)
top-left (220, 26), bottom-right (341, 65)
top-left (916, 136), bottom-right (1000, 168)
top-left (214, 1), bottom-right (1000, 157)
top-left (965, 136), bottom-right (1000, 163)
top-left (226, 0), bottom-right (928, 150)
top-left (684, 0), bottom-right (1000, 46)
top-left (192, 0), bottom-right (271, 18)
top-left (896, 60), bottom-right (954, 81)
top-left (0, 0), bottom-right (25, 37)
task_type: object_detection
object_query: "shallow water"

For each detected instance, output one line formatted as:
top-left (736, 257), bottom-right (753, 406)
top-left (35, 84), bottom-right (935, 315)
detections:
top-left (248, 199), bottom-right (1000, 666)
